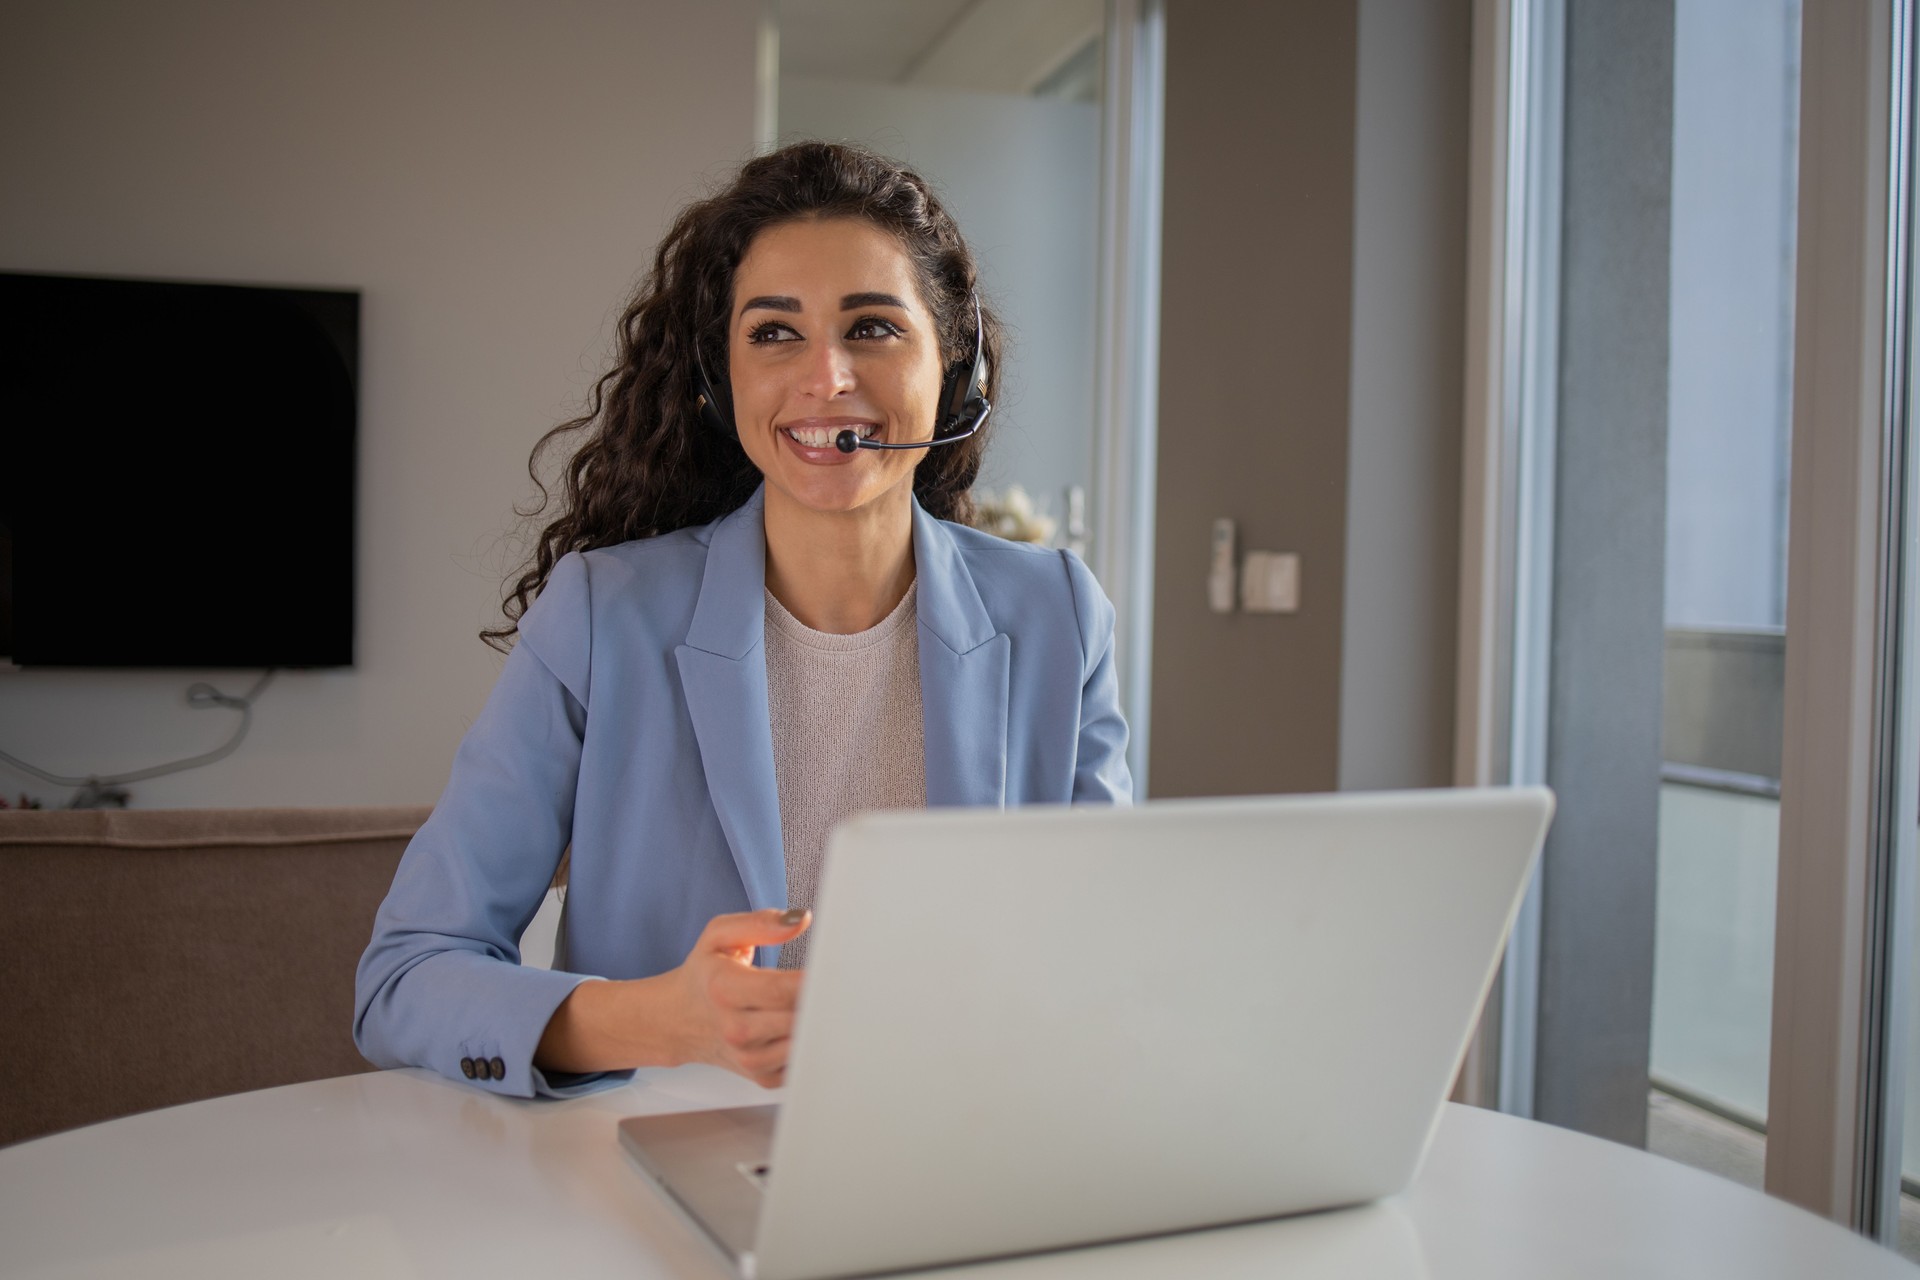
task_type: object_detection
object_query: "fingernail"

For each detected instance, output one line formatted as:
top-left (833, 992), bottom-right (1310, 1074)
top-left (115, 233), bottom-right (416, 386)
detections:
top-left (779, 907), bottom-right (806, 926)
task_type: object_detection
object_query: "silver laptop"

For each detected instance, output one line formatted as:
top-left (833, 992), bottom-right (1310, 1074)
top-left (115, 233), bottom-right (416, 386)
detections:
top-left (618, 786), bottom-right (1553, 1280)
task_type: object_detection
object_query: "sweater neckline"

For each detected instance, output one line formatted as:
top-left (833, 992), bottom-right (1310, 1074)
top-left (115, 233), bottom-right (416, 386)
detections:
top-left (763, 581), bottom-right (919, 652)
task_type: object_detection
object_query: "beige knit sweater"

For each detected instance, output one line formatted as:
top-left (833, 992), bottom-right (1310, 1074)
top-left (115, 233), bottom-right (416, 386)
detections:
top-left (764, 582), bottom-right (926, 970)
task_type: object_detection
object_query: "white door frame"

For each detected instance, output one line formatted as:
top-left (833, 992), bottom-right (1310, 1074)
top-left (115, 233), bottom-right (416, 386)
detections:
top-left (1090, 0), bottom-right (1165, 797)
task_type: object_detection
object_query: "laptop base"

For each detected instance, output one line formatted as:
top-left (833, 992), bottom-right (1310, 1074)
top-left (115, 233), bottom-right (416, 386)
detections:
top-left (619, 1105), bottom-right (776, 1271)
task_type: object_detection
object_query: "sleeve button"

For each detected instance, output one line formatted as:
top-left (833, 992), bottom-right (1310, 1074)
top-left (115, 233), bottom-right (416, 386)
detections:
top-left (489, 1057), bottom-right (506, 1080)
top-left (460, 1057), bottom-right (477, 1079)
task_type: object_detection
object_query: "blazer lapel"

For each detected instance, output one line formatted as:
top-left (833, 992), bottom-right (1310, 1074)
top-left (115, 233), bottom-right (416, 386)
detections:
top-left (675, 490), bottom-right (788, 912)
top-left (913, 502), bottom-right (1011, 808)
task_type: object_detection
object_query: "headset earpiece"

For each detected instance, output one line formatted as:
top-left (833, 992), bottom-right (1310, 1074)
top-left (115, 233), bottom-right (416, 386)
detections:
top-left (935, 292), bottom-right (991, 440)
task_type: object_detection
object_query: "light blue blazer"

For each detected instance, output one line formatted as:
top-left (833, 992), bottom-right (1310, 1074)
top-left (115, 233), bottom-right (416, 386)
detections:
top-left (354, 487), bottom-right (1131, 1097)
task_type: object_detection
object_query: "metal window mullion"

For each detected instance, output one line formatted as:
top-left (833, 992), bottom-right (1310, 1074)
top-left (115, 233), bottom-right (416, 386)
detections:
top-left (1863, 0), bottom-right (1918, 1240)
top-left (1497, 0), bottom-right (1567, 1122)
top-left (1766, 0), bottom-right (1905, 1229)
top-left (1453, 0), bottom-right (1563, 1115)
top-left (1451, 0), bottom-right (1520, 1109)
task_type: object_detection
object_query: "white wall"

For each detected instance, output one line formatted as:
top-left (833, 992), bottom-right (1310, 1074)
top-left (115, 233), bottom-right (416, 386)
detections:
top-left (778, 75), bottom-right (1100, 528)
top-left (1337, 0), bottom-right (1468, 792)
top-left (0, 0), bottom-right (759, 808)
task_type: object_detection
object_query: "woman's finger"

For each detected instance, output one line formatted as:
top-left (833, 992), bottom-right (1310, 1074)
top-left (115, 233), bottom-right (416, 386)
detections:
top-left (698, 907), bottom-right (811, 957)
top-left (729, 1039), bottom-right (791, 1086)
top-left (707, 963), bottom-right (803, 1012)
top-left (718, 1008), bottom-right (794, 1053)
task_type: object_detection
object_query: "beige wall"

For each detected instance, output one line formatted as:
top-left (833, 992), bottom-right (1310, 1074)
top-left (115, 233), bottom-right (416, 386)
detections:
top-left (1149, 0), bottom-right (1469, 799)
top-left (0, 0), bottom-right (759, 807)
top-left (1149, 3), bottom-right (1361, 797)
top-left (1337, 0), bottom-right (1469, 792)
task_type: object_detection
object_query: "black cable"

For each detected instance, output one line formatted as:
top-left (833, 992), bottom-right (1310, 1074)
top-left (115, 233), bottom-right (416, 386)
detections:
top-left (0, 671), bottom-right (277, 804)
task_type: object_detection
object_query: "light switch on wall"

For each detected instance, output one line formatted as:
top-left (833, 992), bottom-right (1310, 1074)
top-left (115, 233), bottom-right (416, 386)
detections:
top-left (1209, 519), bottom-right (1237, 613)
top-left (1240, 551), bottom-right (1300, 613)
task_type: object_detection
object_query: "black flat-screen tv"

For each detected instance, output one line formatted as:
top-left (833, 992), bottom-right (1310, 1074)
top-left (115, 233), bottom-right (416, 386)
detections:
top-left (0, 271), bottom-right (358, 668)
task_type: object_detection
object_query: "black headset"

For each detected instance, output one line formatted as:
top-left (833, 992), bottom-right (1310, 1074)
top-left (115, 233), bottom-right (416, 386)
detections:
top-left (693, 292), bottom-right (992, 455)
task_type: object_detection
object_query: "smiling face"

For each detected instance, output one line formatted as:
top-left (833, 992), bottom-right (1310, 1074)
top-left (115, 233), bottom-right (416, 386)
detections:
top-left (726, 216), bottom-right (946, 525)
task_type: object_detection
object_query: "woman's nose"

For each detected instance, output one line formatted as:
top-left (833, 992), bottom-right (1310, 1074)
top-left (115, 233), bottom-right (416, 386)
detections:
top-left (799, 338), bottom-right (856, 399)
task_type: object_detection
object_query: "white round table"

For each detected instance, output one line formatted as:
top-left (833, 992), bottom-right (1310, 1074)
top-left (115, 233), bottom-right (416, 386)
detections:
top-left (1, 1068), bottom-right (1913, 1279)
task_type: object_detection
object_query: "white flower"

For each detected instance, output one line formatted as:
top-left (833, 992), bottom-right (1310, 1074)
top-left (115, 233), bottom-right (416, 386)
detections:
top-left (971, 486), bottom-right (1058, 545)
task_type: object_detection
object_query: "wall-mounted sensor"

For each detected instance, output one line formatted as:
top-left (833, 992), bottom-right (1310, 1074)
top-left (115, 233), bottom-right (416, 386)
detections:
top-left (1209, 519), bottom-right (1237, 613)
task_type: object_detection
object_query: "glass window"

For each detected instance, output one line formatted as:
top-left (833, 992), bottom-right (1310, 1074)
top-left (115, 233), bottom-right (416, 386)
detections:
top-left (1646, 0), bottom-right (1800, 1194)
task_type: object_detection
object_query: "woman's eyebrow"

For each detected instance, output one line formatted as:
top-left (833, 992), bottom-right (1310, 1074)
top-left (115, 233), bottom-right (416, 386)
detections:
top-left (841, 291), bottom-right (910, 310)
top-left (739, 295), bottom-right (801, 314)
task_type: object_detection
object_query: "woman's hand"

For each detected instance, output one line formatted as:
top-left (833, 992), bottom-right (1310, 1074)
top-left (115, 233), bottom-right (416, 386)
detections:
top-left (664, 908), bottom-right (810, 1086)
top-left (534, 907), bottom-right (810, 1088)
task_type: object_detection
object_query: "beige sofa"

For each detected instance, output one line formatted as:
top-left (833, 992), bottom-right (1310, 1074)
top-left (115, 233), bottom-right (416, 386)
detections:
top-left (0, 805), bottom-right (429, 1147)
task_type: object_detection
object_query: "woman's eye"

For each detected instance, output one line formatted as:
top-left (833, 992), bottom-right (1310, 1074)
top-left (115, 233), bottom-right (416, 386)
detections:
top-left (847, 316), bottom-right (903, 341)
top-left (745, 321), bottom-right (799, 345)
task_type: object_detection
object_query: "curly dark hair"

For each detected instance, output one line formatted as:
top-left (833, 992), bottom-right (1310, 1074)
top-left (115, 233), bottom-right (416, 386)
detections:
top-left (482, 140), bottom-right (1003, 650)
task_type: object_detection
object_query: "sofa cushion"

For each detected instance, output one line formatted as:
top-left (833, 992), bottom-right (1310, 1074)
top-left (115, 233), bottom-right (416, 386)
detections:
top-left (0, 806), bottom-right (429, 1147)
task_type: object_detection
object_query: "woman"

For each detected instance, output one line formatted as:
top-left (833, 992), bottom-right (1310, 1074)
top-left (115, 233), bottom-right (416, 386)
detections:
top-left (354, 142), bottom-right (1131, 1100)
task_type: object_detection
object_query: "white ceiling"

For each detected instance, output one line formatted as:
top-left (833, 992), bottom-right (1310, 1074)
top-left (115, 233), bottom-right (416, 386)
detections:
top-left (776, 0), bottom-right (1102, 94)
top-left (775, 0), bottom-right (978, 82)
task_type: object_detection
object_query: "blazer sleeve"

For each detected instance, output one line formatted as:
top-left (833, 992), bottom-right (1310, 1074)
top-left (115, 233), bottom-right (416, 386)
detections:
top-left (353, 552), bottom-right (631, 1098)
top-left (1061, 549), bottom-right (1134, 804)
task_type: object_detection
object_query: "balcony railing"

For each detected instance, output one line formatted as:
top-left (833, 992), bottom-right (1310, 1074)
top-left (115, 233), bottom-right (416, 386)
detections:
top-left (1653, 624), bottom-right (1920, 1185)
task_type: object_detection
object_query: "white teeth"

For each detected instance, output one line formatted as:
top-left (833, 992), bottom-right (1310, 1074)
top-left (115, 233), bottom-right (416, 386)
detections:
top-left (786, 425), bottom-right (877, 446)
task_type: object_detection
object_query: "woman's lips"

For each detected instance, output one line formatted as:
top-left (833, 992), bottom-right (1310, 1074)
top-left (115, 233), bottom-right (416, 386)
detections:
top-left (779, 425), bottom-right (870, 464)
top-left (777, 422), bottom-right (878, 464)
top-left (781, 423), bottom-right (878, 447)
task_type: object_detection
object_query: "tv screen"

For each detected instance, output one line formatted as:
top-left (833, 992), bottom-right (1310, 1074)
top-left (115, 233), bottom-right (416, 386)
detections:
top-left (0, 272), bottom-right (358, 668)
